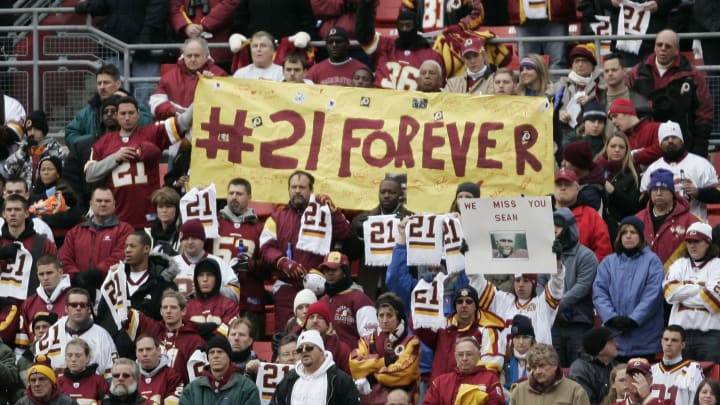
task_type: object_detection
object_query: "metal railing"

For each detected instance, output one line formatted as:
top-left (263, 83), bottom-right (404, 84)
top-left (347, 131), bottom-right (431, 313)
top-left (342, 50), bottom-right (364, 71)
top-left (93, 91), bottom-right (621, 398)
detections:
top-left (0, 7), bottom-right (718, 141)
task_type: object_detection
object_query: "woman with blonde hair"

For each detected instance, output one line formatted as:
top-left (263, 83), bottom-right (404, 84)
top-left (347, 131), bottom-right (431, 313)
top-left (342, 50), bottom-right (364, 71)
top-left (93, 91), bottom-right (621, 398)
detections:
top-left (600, 363), bottom-right (627, 405)
top-left (516, 54), bottom-right (551, 97)
top-left (595, 132), bottom-right (641, 241)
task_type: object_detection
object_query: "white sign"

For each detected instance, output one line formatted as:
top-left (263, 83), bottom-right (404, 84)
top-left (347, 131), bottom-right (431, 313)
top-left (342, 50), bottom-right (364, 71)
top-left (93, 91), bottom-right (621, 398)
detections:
top-left (459, 197), bottom-right (555, 274)
top-left (256, 362), bottom-right (292, 405)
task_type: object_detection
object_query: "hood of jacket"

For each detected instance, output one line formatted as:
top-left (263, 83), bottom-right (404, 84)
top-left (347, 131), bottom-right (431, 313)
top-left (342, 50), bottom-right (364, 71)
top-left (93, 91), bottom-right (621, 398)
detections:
top-left (554, 207), bottom-right (579, 251)
top-left (148, 252), bottom-right (180, 282)
top-left (193, 257), bottom-right (221, 298)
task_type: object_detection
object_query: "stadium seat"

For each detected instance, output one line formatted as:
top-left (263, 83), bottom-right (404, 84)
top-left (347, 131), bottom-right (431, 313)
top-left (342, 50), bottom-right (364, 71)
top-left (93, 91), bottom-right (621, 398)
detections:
top-left (254, 341), bottom-right (273, 361)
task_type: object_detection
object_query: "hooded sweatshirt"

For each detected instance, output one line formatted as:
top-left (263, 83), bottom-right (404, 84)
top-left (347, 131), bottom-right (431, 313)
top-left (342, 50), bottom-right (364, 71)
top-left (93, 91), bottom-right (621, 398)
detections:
top-left (290, 351), bottom-right (334, 405)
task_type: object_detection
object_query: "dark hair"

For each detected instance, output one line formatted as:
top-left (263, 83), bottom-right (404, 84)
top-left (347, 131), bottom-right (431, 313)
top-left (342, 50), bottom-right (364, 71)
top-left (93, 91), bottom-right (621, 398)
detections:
top-left (67, 287), bottom-right (92, 303)
top-left (282, 53), bottom-right (308, 69)
top-left (682, 240), bottom-right (720, 259)
top-left (663, 324), bottom-right (686, 341)
top-left (279, 333), bottom-right (298, 348)
top-left (2, 193), bottom-right (27, 210)
top-left (97, 64), bottom-right (121, 81)
top-left (287, 170), bottom-right (314, 190)
top-left (6, 176), bottom-right (28, 192)
top-left (130, 230), bottom-right (152, 247)
top-left (117, 96), bottom-right (138, 111)
top-left (613, 223), bottom-right (646, 252)
top-left (36, 254), bottom-right (62, 269)
top-left (228, 178), bottom-right (252, 195)
top-left (602, 52), bottom-right (624, 68)
top-left (693, 379), bottom-right (720, 405)
top-left (91, 186), bottom-right (114, 200)
top-left (136, 333), bottom-right (160, 347)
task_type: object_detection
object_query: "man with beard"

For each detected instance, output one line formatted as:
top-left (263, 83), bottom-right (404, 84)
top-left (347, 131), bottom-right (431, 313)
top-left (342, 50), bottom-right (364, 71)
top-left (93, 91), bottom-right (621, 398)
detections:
top-left (215, 178), bottom-right (264, 339)
top-left (640, 121), bottom-right (717, 221)
top-left (269, 330), bottom-right (359, 405)
top-left (179, 336), bottom-right (260, 405)
top-left (347, 177), bottom-right (413, 299)
top-left (135, 334), bottom-right (183, 405)
top-left (306, 27), bottom-right (367, 86)
top-left (355, 1), bottom-right (444, 90)
top-left (259, 170), bottom-right (351, 328)
top-left (101, 358), bottom-right (155, 405)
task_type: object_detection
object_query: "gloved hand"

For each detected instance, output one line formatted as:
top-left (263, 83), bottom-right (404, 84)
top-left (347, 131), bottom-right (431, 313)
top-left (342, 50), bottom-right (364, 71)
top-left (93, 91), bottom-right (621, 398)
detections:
top-left (197, 322), bottom-right (219, 339)
top-left (230, 253), bottom-right (252, 273)
top-left (459, 238), bottom-right (469, 255)
top-left (316, 194), bottom-right (337, 211)
top-left (289, 31), bottom-right (311, 48)
top-left (613, 316), bottom-right (638, 332)
top-left (228, 33), bottom-right (248, 53)
top-left (277, 257), bottom-right (306, 280)
top-left (354, 378), bottom-right (372, 395)
top-left (74, 1), bottom-right (90, 14)
top-left (552, 238), bottom-right (563, 260)
top-left (73, 267), bottom-right (104, 291)
top-left (0, 243), bottom-right (19, 260)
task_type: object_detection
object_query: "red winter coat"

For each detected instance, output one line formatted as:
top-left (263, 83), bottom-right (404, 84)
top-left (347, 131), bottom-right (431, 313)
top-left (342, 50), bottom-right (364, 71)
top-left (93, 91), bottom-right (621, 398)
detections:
top-left (424, 365), bottom-right (505, 405)
top-left (150, 58), bottom-right (227, 119)
top-left (636, 196), bottom-right (701, 271)
top-left (57, 367), bottom-right (109, 403)
top-left (260, 203), bottom-right (351, 281)
top-left (627, 119), bottom-right (662, 167)
top-left (168, 0), bottom-right (240, 64)
top-left (572, 205), bottom-right (613, 263)
top-left (59, 216), bottom-right (134, 280)
top-left (508, 0), bottom-right (576, 24)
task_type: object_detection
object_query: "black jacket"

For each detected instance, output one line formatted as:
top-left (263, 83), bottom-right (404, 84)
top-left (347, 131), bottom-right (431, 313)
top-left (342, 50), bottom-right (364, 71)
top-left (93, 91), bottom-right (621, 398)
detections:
top-left (270, 365), bottom-right (360, 405)
top-left (567, 353), bottom-right (617, 405)
top-left (126, 253), bottom-right (180, 321)
top-left (83, 0), bottom-right (168, 43)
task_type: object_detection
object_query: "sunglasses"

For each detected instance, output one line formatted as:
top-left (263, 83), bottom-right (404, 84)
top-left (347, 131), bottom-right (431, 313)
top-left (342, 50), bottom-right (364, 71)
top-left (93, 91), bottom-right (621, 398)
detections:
top-left (112, 372), bottom-right (132, 379)
top-left (295, 345), bottom-right (315, 354)
top-left (67, 302), bottom-right (89, 309)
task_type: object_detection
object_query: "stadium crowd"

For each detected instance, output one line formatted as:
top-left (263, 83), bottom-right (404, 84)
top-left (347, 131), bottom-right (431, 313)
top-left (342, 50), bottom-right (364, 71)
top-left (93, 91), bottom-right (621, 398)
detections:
top-left (0, 0), bottom-right (717, 404)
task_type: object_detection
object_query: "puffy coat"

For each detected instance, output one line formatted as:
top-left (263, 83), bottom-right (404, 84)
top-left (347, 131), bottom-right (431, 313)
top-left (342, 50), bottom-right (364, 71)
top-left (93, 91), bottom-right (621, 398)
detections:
top-left (636, 196), bottom-right (701, 271)
top-left (179, 369), bottom-right (260, 405)
top-left (593, 246), bottom-right (664, 356)
top-left (58, 215), bottom-right (134, 280)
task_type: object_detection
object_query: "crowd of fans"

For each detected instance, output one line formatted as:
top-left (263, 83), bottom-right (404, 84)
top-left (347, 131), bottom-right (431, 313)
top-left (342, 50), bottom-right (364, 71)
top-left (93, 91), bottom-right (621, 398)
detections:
top-left (0, 0), bottom-right (717, 404)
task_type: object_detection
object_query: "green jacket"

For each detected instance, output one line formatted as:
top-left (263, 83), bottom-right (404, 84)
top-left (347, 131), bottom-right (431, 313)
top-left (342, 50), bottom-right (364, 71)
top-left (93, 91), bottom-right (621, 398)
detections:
top-left (179, 370), bottom-right (260, 405)
top-left (64, 93), bottom-right (153, 147)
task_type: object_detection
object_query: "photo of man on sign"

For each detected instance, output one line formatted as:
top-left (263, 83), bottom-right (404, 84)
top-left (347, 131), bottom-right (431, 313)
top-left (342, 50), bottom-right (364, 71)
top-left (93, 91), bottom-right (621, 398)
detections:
top-left (491, 232), bottom-right (529, 260)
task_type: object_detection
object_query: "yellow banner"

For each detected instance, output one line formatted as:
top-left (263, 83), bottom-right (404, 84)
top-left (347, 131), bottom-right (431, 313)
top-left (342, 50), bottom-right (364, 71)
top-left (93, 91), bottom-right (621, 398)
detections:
top-left (189, 77), bottom-right (555, 213)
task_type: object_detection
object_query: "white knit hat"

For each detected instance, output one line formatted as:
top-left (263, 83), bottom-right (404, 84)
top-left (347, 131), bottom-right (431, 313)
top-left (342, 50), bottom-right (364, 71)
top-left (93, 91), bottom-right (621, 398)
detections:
top-left (293, 288), bottom-right (318, 312)
top-left (297, 330), bottom-right (325, 351)
top-left (658, 121), bottom-right (683, 144)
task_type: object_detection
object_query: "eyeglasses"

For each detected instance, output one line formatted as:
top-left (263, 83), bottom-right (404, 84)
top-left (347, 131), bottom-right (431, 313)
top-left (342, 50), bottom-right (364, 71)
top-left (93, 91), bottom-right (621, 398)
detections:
top-left (67, 302), bottom-right (89, 309)
top-left (112, 372), bottom-right (132, 379)
top-left (295, 345), bottom-right (315, 354)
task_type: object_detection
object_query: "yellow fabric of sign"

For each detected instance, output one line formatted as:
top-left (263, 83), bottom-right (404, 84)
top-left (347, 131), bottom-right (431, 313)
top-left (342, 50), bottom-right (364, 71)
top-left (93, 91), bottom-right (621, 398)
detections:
top-left (189, 77), bottom-right (554, 213)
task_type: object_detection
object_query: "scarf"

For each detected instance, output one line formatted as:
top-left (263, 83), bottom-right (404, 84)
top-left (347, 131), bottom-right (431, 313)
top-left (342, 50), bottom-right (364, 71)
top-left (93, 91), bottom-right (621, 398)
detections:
top-left (467, 65), bottom-right (487, 81)
top-left (63, 364), bottom-right (99, 381)
top-left (202, 362), bottom-right (241, 390)
top-left (388, 319), bottom-right (407, 344)
top-left (363, 215), bottom-right (399, 266)
top-left (324, 276), bottom-right (353, 297)
top-left (24, 386), bottom-right (60, 405)
top-left (150, 218), bottom-right (179, 245)
top-left (219, 206), bottom-right (258, 224)
top-left (411, 272), bottom-right (447, 330)
top-left (296, 194), bottom-right (333, 255)
top-left (568, 71), bottom-right (593, 87)
top-left (406, 214), bottom-right (444, 266)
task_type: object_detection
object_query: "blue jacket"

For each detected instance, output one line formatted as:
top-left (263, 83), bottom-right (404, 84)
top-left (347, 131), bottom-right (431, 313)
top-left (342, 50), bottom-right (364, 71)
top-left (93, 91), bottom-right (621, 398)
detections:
top-left (385, 243), bottom-right (468, 374)
top-left (592, 246), bottom-right (664, 356)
